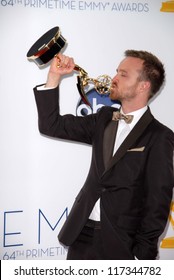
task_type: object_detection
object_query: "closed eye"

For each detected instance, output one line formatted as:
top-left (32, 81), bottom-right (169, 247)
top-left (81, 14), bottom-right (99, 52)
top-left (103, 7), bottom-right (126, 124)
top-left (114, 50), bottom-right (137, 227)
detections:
top-left (116, 68), bottom-right (128, 77)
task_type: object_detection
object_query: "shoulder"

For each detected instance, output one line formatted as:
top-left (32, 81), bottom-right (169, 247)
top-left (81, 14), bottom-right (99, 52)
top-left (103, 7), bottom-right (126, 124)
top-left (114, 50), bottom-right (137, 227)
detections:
top-left (149, 118), bottom-right (174, 148)
top-left (147, 108), bottom-right (173, 135)
top-left (151, 118), bottom-right (173, 135)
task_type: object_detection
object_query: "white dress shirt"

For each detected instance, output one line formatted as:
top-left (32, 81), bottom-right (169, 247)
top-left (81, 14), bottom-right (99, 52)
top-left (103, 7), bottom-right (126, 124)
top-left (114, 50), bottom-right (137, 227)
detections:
top-left (89, 106), bottom-right (148, 221)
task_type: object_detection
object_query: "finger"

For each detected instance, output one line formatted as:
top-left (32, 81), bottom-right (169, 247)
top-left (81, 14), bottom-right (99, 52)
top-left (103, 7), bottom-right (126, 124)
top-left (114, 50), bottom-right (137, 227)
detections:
top-left (55, 54), bottom-right (65, 69)
top-left (56, 55), bottom-right (75, 70)
top-left (63, 56), bottom-right (70, 67)
top-left (54, 53), bottom-right (62, 67)
top-left (54, 54), bottom-right (62, 68)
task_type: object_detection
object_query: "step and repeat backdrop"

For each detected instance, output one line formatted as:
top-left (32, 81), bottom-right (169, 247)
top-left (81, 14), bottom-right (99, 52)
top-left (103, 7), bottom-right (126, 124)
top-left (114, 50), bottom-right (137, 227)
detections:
top-left (0, 0), bottom-right (174, 260)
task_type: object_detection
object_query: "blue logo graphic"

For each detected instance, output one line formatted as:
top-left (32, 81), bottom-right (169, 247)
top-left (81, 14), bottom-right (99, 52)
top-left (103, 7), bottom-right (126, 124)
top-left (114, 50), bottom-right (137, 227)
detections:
top-left (76, 88), bottom-right (120, 116)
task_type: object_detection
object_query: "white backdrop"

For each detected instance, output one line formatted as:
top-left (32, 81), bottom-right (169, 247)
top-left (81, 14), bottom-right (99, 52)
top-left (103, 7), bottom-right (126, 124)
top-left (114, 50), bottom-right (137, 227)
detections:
top-left (0, 0), bottom-right (174, 260)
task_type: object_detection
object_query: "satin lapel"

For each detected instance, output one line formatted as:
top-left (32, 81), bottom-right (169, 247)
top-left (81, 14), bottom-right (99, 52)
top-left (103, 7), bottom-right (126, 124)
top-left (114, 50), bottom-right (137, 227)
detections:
top-left (102, 107), bottom-right (154, 176)
top-left (94, 108), bottom-right (116, 176)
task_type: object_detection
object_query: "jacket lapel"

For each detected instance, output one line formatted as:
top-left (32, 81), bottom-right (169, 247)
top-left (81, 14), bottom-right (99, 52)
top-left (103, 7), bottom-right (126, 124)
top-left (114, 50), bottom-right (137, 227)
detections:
top-left (94, 107), bottom-right (116, 176)
top-left (102, 107), bottom-right (154, 176)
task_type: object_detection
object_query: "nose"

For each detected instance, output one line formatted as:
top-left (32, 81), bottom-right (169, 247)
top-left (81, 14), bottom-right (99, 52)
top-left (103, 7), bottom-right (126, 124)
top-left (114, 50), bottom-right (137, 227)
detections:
top-left (112, 74), bottom-right (118, 83)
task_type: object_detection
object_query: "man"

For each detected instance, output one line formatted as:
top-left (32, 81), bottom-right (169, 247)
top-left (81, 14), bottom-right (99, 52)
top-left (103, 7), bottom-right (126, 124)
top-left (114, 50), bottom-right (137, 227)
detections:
top-left (34, 50), bottom-right (174, 260)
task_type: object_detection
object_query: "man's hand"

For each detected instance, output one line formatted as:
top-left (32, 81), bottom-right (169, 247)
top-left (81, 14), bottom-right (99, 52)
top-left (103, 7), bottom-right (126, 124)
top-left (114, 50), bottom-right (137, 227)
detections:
top-left (45, 53), bottom-right (75, 88)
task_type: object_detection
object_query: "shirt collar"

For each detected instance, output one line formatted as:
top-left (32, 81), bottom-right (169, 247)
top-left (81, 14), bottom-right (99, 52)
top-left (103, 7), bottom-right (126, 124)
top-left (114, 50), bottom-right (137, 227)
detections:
top-left (120, 106), bottom-right (148, 128)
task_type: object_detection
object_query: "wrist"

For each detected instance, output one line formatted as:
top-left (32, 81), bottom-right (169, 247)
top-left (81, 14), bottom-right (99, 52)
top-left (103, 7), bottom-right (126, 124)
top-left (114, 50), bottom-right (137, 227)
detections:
top-left (45, 72), bottom-right (61, 88)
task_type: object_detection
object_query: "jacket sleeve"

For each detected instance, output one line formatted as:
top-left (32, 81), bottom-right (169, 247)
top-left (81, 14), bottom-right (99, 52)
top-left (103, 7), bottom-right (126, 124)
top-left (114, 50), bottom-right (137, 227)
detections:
top-left (133, 126), bottom-right (174, 259)
top-left (33, 85), bottom-right (97, 145)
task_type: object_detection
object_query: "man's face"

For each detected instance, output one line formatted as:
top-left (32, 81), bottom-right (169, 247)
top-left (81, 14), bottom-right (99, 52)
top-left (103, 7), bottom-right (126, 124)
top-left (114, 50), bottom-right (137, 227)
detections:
top-left (110, 57), bottom-right (144, 102)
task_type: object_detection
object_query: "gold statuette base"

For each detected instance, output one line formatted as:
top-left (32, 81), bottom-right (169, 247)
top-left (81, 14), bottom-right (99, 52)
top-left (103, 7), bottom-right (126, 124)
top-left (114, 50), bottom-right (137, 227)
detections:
top-left (160, 1), bottom-right (174, 12)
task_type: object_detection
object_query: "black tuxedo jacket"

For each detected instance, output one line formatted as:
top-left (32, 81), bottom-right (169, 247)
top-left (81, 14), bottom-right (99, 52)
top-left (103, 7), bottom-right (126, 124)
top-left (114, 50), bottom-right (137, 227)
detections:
top-left (34, 86), bottom-right (174, 259)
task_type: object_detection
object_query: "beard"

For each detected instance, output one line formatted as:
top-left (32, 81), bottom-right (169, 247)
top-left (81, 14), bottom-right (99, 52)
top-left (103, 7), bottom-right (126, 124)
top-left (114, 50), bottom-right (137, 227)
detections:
top-left (110, 82), bottom-right (138, 102)
top-left (109, 82), bottom-right (121, 101)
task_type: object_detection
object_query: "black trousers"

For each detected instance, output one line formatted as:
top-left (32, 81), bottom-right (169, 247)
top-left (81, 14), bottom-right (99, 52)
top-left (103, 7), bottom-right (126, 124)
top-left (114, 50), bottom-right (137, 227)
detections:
top-left (67, 220), bottom-right (107, 260)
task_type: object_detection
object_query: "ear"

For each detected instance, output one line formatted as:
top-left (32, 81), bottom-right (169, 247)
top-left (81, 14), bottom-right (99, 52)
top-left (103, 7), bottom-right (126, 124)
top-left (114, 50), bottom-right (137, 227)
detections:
top-left (139, 81), bottom-right (151, 92)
